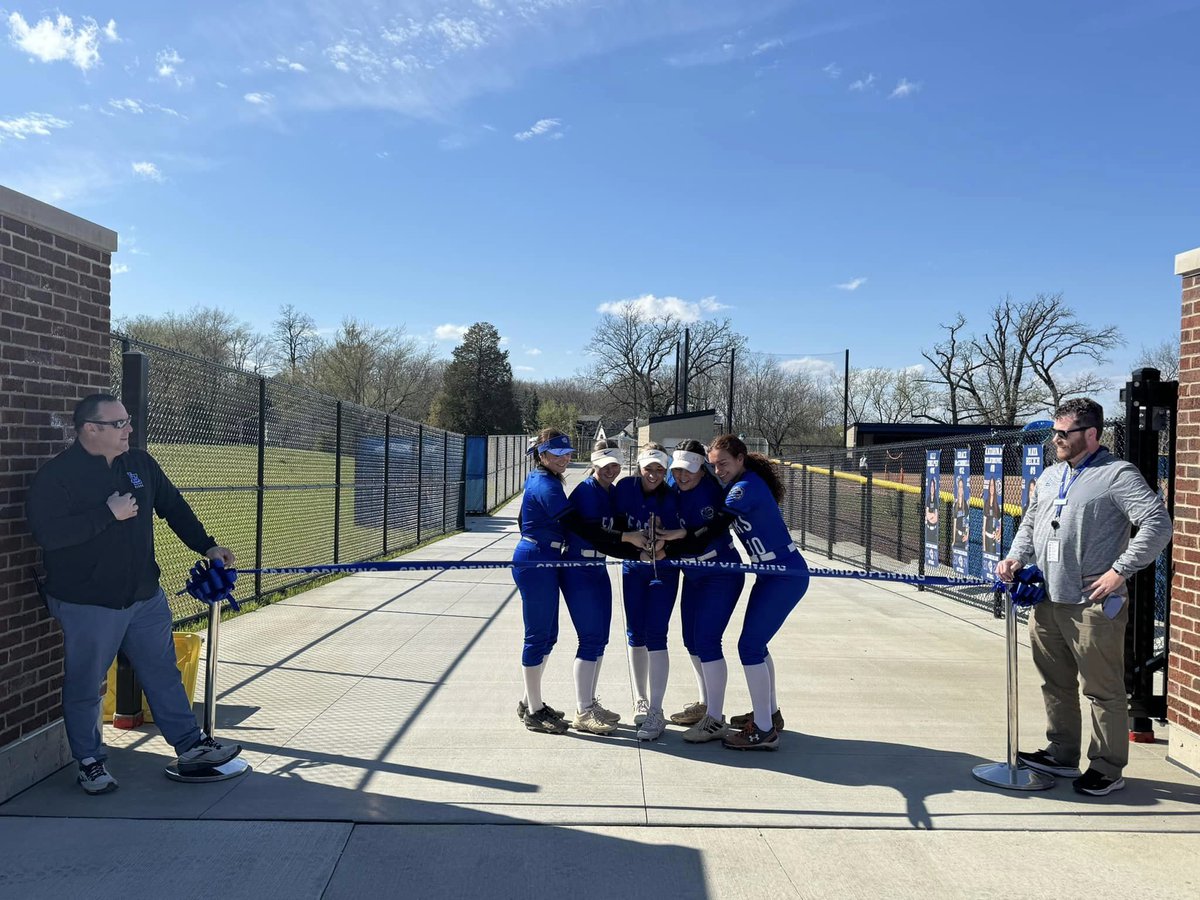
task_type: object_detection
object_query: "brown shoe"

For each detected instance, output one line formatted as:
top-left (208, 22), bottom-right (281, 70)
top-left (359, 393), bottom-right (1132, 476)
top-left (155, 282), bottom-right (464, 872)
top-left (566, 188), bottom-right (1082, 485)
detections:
top-left (722, 722), bottom-right (780, 751)
top-left (669, 701), bottom-right (707, 726)
top-left (729, 709), bottom-right (784, 732)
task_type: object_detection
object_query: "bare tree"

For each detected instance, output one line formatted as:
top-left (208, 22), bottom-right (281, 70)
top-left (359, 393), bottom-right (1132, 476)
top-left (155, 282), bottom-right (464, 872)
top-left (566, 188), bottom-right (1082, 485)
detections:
top-left (585, 306), bottom-right (683, 418)
top-left (737, 356), bottom-right (839, 454)
top-left (921, 296), bottom-right (1123, 426)
top-left (270, 303), bottom-right (320, 374)
top-left (1133, 337), bottom-right (1179, 381)
top-left (309, 318), bottom-right (439, 418)
top-left (847, 366), bottom-right (937, 423)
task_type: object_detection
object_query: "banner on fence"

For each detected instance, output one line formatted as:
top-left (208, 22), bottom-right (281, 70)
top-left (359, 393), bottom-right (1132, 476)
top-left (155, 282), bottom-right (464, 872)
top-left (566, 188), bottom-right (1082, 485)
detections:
top-left (952, 448), bottom-right (970, 575)
top-left (1021, 444), bottom-right (1044, 513)
top-left (981, 444), bottom-right (1003, 578)
top-left (924, 450), bottom-right (940, 567)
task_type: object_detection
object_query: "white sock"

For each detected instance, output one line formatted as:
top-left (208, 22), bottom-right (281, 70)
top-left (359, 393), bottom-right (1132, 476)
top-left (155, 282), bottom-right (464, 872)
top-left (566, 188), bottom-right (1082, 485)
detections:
top-left (765, 652), bottom-right (778, 713)
top-left (522, 663), bottom-right (543, 713)
top-left (689, 654), bottom-right (707, 705)
top-left (628, 645), bottom-right (649, 702)
top-left (648, 649), bottom-right (669, 710)
top-left (591, 654), bottom-right (604, 700)
top-left (574, 658), bottom-right (598, 712)
top-left (702, 658), bottom-right (728, 721)
top-left (745, 662), bottom-right (773, 731)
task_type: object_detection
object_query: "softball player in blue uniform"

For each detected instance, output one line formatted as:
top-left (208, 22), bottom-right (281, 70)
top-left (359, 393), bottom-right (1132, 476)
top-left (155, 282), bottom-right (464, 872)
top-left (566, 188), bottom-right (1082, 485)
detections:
top-left (611, 443), bottom-right (680, 741)
top-left (514, 429), bottom-right (648, 734)
top-left (665, 441), bottom-right (745, 742)
top-left (668, 434), bottom-right (808, 750)
top-left (560, 442), bottom-right (626, 734)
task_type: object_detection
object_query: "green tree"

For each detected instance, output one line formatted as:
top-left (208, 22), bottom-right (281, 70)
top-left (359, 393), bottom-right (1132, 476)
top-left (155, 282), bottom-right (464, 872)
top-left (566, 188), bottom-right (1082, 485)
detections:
top-left (537, 399), bottom-right (579, 440)
top-left (430, 322), bottom-right (523, 434)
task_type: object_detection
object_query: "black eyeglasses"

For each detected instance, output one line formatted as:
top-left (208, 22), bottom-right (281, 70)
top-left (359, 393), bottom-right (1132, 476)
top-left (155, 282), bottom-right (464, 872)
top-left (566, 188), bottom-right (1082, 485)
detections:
top-left (87, 418), bottom-right (133, 429)
top-left (1050, 426), bottom-right (1090, 440)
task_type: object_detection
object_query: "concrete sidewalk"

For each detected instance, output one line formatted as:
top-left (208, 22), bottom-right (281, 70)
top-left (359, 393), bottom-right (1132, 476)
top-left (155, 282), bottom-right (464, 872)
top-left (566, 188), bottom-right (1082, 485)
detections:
top-left (2, 465), bottom-right (1198, 899)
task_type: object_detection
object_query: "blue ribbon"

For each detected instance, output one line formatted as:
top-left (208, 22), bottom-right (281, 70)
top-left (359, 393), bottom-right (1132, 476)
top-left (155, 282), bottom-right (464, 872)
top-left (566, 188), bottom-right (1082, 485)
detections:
top-left (992, 565), bottom-right (1046, 607)
top-left (180, 557), bottom-right (992, 605)
top-left (182, 558), bottom-right (241, 610)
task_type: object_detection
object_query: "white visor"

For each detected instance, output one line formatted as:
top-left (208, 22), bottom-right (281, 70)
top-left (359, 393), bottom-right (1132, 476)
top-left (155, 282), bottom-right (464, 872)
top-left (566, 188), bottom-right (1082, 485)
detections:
top-left (669, 449), bottom-right (705, 473)
top-left (590, 449), bottom-right (623, 468)
top-left (637, 450), bottom-right (671, 470)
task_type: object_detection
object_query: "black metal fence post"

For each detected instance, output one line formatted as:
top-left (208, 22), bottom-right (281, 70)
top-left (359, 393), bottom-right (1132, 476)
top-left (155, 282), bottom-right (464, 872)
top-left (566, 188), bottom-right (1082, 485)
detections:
top-left (827, 453), bottom-right (836, 560)
top-left (333, 401), bottom-right (342, 564)
top-left (457, 437), bottom-right (468, 530)
top-left (114, 350), bottom-right (150, 728)
top-left (417, 424), bottom-right (425, 545)
top-left (895, 488), bottom-right (903, 564)
top-left (917, 471), bottom-right (927, 592)
top-left (254, 377), bottom-right (266, 602)
top-left (443, 429), bottom-right (449, 535)
top-left (799, 464), bottom-right (808, 550)
top-left (383, 415), bottom-right (391, 554)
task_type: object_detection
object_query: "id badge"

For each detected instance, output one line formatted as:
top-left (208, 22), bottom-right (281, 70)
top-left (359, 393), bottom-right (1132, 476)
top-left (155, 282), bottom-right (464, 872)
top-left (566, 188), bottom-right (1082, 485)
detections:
top-left (1046, 539), bottom-right (1061, 563)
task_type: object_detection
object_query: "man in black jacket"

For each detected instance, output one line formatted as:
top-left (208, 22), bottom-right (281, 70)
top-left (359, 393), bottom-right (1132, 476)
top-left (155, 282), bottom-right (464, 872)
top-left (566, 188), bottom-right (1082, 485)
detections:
top-left (27, 394), bottom-right (242, 794)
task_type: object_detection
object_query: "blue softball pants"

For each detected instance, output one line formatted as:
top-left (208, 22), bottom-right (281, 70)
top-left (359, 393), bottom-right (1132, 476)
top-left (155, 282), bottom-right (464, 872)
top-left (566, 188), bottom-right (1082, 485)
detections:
top-left (560, 564), bottom-right (612, 661)
top-left (512, 540), bottom-right (562, 667)
top-left (680, 569), bottom-right (745, 663)
top-left (622, 563), bottom-right (680, 652)
top-left (737, 556), bottom-right (810, 666)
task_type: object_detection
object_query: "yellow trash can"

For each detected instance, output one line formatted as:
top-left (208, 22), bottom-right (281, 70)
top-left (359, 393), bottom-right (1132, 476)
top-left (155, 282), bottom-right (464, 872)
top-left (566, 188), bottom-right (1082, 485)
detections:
top-left (102, 632), bottom-right (203, 723)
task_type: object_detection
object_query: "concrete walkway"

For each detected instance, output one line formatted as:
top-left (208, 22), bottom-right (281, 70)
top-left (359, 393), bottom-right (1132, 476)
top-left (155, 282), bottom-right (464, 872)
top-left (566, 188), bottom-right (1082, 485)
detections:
top-left (2, 465), bottom-right (1199, 898)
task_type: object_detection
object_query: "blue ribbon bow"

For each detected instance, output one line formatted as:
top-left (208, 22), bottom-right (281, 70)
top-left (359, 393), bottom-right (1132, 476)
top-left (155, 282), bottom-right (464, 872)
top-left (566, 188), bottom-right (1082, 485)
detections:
top-left (183, 558), bottom-right (241, 610)
top-left (994, 565), bottom-right (1046, 607)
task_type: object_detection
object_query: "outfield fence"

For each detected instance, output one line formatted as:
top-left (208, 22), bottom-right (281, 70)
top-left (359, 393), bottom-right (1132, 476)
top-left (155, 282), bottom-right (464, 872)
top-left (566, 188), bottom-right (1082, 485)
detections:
top-left (110, 336), bottom-right (526, 625)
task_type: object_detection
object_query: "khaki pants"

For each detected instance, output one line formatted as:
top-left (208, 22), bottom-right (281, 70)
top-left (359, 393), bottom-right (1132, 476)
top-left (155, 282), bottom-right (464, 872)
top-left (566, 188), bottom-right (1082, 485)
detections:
top-left (1029, 599), bottom-right (1129, 778)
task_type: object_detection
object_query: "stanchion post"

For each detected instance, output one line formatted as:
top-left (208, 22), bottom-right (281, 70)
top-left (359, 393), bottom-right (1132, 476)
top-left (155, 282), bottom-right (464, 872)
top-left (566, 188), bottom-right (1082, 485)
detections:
top-left (971, 588), bottom-right (1054, 791)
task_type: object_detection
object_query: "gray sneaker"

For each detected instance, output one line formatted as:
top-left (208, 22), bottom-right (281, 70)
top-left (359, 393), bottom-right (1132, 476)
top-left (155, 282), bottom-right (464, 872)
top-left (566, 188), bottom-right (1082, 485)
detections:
top-left (177, 734), bottom-right (242, 772)
top-left (636, 707), bottom-right (666, 742)
top-left (572, 704), bottom-right (618, 735)
top-left (591, 697), bottom-right (621, 725)
top-left (633, 698), bottom-right (651, 725)
top-left (517, 700), bottom-right (564, 721)
top-left (78, 758), bottom-right (118, 795)
top-left (682, 714), bottom-right (728, 743)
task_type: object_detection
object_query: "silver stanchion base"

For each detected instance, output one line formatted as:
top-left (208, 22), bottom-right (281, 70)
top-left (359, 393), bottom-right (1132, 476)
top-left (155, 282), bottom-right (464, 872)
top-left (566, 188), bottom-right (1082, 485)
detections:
top-left (164, 757), bottom-right (252, 783)
top-left (971, 761), bottom-right (1055, 791)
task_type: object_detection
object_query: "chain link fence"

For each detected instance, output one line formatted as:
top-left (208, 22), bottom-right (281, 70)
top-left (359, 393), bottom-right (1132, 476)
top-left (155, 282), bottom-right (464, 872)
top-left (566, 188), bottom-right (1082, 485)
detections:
top-left (111, 335), bottom-right (473, 625)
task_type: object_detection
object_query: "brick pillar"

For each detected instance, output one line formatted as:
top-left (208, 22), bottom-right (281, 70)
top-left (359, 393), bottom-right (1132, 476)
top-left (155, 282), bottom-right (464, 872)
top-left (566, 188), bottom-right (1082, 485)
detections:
top-left (0, 186), bottom-right (117, 801)
top-left (1171, 245), bottom-right (1200, 775)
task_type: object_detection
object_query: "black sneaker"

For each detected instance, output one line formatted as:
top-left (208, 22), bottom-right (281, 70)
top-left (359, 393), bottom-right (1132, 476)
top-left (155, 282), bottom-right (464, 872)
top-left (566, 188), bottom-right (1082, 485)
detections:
top-left (177, 734), bottom-right (242, 772)
top-left (1016, 749), bottom-right (1081, 778)
top-left (517, 700), bottom-right (564, 721)
top-left (522, 704), bottom-right (569, 734)
top-left (722, 722), bottom-right (780, 751)
top-left (77, 757), bottom-right (118, 795)
top-left (1073, 768), bottom-right (1125, 796)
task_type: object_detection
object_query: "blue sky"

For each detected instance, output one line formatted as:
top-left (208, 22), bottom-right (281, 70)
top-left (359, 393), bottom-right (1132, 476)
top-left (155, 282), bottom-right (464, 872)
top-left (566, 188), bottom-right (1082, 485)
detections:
top-left (2, 0), bottom-right (1197, 391)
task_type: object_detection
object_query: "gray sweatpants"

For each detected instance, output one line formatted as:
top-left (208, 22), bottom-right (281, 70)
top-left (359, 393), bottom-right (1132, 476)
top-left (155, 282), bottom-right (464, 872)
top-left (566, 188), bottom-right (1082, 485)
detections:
top-left (47, 589), bottom-right (201, 764)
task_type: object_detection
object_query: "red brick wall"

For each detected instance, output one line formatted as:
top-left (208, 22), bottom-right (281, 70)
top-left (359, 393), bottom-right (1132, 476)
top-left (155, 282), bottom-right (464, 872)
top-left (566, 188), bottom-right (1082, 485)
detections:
top-left (1172, 256), bottom-right (1200, 749)
top-left (0, 206), bottom-right (113, 751)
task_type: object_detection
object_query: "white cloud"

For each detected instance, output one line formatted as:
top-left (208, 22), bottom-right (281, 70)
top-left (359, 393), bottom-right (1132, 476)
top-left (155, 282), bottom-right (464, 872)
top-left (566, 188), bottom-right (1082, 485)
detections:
top-left (835, 277), bottom-right (867, 291)
top-left (112, 262), bottom-right (130, 275)
top-left (244, 92), bottom-right (274, 105)
top-left (274, 56), bottom-right (308, 72)
top-left (779, 357), bottom-right (838, 378)
top-left (849, 73), bottom-right (876, 91)
top-left (109, 98), bottom-right (144, 114)
top-left (0, 112), bottom-right (70, 143)
top-left (7, 12), bottom-right (118, 71)
top-left (751, 37), bottom-right (783, 56)
top-left (155, 48), bottom-right (191, 86)
top-left (131, 161), bottom-right (164, 182)
top-left (514, 364), bottom-right (535, 372)
top-left (107, 97), bottom-right (183, 118)
top-left (889, 78), bottom-right (920, 99)
top-left (525, 347), bottom-right (543, 356)
top-left (435, 323), bottom-right (469, 341)
top-left (823, 62), bottom-right (841, 78)
top-left (514, 117), bottom-right (562, 141)
top-left (596, 294), bottom-right (729, 324)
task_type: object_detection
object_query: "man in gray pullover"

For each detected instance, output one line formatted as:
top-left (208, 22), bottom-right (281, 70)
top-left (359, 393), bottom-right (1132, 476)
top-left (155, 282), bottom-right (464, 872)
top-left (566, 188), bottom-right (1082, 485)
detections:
top-left (998, 398), bottom-right (1172, 796)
